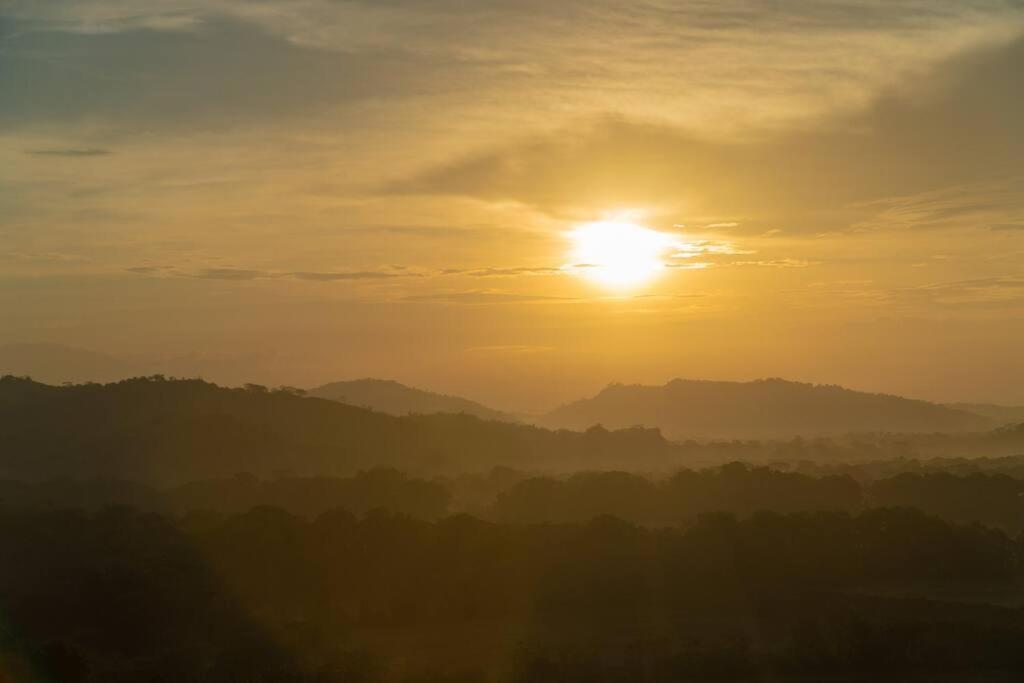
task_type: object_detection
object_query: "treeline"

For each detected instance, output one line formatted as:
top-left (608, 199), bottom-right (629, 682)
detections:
top-left (490, 465), bottom-right (860, 525)
top-left (669, 423), bottom-right (1024, 466)
top-left (489, 466), bottom-right (1024, 532)
top-left (0, 469), bottom-right (451, 520)
top-left (3, 376), bottom-right (1023, 482)
top-left (787, 452), bottom-right (1024, 481)
top-left (7, 464), bottom-right (1024, 533)
top-left (0, 376), bottom-right (682, 479)
top-left (2, 505), bottom-right (1023, 681)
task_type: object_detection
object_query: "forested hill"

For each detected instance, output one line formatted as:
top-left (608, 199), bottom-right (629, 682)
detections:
top-left (0, 376), bottom-right (676, 482)
top-left (541, 378), bottom-right (993, 439)
top-left (949, 402), bottom-right (1024, 426)
top-left (308, 378), bottom-right (515, 421)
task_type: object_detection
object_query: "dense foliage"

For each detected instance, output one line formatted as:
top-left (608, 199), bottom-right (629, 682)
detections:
top-left (4, 377), bottom-right (1024, 681)
top-left (6, 463), bottom-right (1024, 532)
top-left (2, 505), bottom-right (1024, 681)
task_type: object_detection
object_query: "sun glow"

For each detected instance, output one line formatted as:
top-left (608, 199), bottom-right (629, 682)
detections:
top-left (567, 220), bottom-right (677, 288)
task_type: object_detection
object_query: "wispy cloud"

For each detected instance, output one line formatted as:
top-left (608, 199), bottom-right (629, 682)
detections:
top-left (26, 148), bottom-right (111, 157)
top-left (403, 291), bottom-right (575, 305)
top-left (11, 0), bottom-right (1022, 135)
top-left (192, 267), bottom-right (265, 281)
top-left (850, 178), bottom-right (1024, 233)
top-left (896, 276), bottom-right (1024, 307)
top-left (7, 251), bottom-right (90, 263)
top-left (441, 266), bottom-right (564, 278)
top-left (125, 265), bottom-right (427, 282)
top-left (124, 265), bottom-right (170, 274)
top-left (291, 270), bottom-right (416, 281)
top-left (670, 240), bottom-right (753, 260)
top-left (729, 258), bottom-right (817, 268)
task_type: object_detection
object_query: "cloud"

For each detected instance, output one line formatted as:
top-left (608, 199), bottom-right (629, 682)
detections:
top-left (5, 0), bottom-right (1022, 145)
top-left (922, 276), bottom-right (1024, 292)
top-left (26, 148), bottom-right (111, 157)
top-left (442, 266), bottom-right (564, 278)
top-left (291, 271), bottom-right (413, 281)
top-left (670, 241), bottom-right (753, 259)
top-left (3, 3), bottom-right (203, 34)
top-left (850, 177), bottom-right (1024, 233)
top-left (0, 16), bottom-right (436, 132)
top-left (131, 266), bottom-right (422, 282)
top-left (355, 225), bottom-right (469, 237)
top-left (12, 0), bottom-right (1024, 133)
top-left (192, 267), bottom-right (265, 281)
top-left (7, 251), bottom-right (89, 264)
top-left (386, 34), bottom-right (1024, 231)
top-left (898, 276), bottom-right (1024, 307)
top-left (403, 291), bottom-right (574, 304)
top-left (729, 259), bottom-right (817, 268)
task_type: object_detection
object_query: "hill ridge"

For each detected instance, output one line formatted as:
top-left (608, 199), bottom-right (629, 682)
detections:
top-left (541, 376), bottom-right (992, 440)
top-left (308, 377), bottom-right (516, 422)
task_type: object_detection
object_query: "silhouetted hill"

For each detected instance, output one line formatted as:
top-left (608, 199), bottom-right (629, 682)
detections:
top-left (309, 378), bottom-right (515, 421)
top-left (0, 376), bottom-right (679, 482)
top-left (950, 402), bottom-right (1024, 426)
top-left (540, 378), bottom-right (993, 440)
top-left (3, 376), bottom-right (1019, 484)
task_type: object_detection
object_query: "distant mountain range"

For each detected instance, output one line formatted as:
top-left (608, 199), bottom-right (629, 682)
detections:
top-left (308, 378), bottom-right (517, 422)
top-left (538, 378), bottom-right (995, 440)
top-left (2, 376), bottom-right (1023, 483)
top-left (4, 344), bottom-right (1022, 440)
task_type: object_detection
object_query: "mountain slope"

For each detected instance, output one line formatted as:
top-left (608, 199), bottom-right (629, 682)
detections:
top-left (308, 378), bottom-right (515, 421)
top-left (0, 376), bottom-right (676, 482)
top-left (540, 378), bottom-right (993, 440)
top-left (948, 403), bottom-right (1024, 426)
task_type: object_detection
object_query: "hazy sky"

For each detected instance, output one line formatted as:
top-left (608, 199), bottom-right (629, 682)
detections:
top-left (3, 0), bottom-right (1024, 410)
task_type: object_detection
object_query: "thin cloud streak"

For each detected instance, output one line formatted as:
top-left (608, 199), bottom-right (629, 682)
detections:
top-left (27, 148), bottom-right (111, 157)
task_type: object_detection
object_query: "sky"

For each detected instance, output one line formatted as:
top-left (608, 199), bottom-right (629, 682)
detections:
top-left (2, 0), bottom-right (1024, 411)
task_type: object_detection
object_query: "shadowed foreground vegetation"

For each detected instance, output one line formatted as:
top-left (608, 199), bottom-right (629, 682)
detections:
top-left (3, 505), bottom-right (1024, 681)
top-left (7, 463), bottom-right (1024, 533)
top-left (4, 377), bottom-right (1024, 680)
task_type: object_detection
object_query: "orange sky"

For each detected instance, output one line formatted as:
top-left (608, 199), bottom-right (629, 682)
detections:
top-left (2, 1), bottom-right (1024, 410)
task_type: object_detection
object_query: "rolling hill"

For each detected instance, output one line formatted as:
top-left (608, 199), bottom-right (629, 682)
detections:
top-left (949, 403), bottom-right (1024, 426)
top-left (540, 378), bottom-right (994, 440)
top-left (0, 375), bottom-right (676, 482)
top-left (308, 378), bottom-right (515, 421)
top-left (2, 376), bottom-right (1019, 485)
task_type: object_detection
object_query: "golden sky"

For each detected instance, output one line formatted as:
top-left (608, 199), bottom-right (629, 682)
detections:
top-left (2, 0), bottom-right (1024, 410)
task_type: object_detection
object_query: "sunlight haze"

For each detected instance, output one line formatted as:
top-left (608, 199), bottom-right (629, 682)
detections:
top-left (6, 4), bottom-right (1024, 680)
top-left (3, 0), bottom-right (1024, 409)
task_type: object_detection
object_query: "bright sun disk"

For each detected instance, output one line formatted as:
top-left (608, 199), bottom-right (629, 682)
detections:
top-left (567, 220), bottom-right (676, 288)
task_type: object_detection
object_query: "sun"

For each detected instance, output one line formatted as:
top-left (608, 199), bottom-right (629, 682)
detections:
top-left (566, 220), bottom-right (677, 288)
